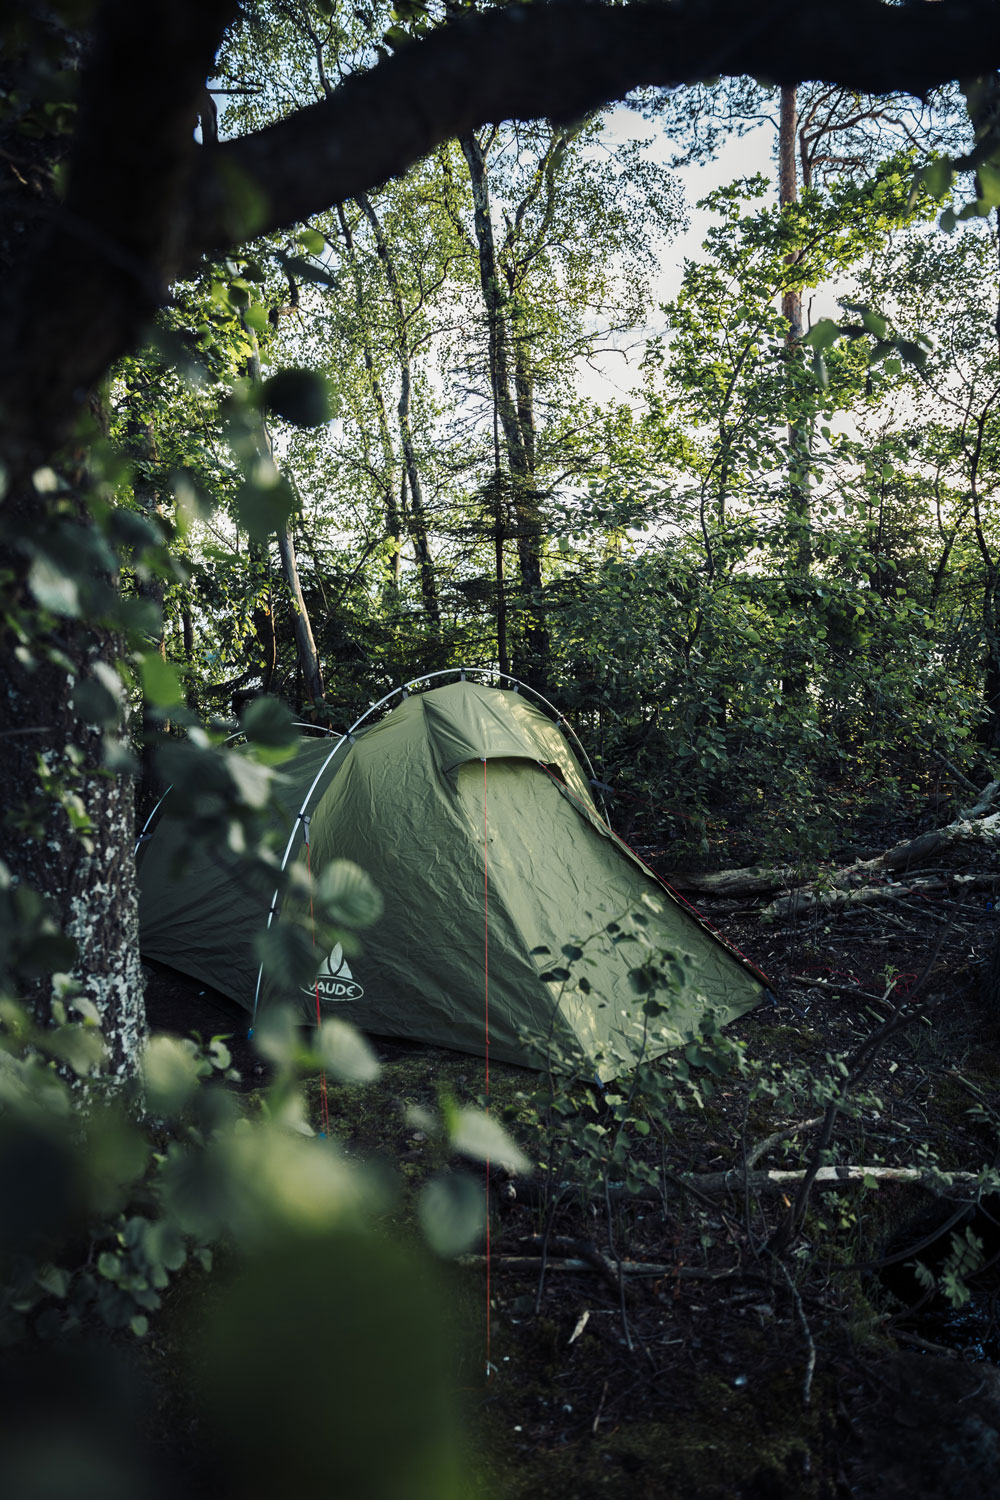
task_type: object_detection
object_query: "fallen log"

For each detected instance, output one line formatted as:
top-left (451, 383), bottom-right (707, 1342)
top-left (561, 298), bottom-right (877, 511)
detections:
top-left (456, 1253), bottom-right (756, 1280)
top-left (661, 864), bottom-right (811, 897)
top-left (664, 792), bottom-right (1000, 912)
top-left (764, 871), bottom-right (999, 921)
top-left (513, 1164), bottom-right (991, 1207)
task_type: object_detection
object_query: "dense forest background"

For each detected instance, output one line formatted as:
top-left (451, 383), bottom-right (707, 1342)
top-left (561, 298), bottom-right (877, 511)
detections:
top-left (116, 21), bottom-right (1000, 870)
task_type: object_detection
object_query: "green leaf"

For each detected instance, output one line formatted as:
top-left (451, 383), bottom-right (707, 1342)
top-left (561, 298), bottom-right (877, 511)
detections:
top-left (920, 159), bottom-right (954, 199)
top-left (802, 318), bottom-right (839, 351)
top-left (262, 369), bottom-right (334, 427)
top-left (35, 1265), bottom-right (69, 1298)
top-left (418, 1172), bottom-right (485, 1257)
top-left (235, 474), bottom-right (296, 541)
top-left (978, 159), bottom-right (1000, 206)
top-left (28, 556), bottom-right (80, 617)
top-left (317, 860), bottom-right (383, 928)
top-left (226, 752), bottom-right (275, 809)
top-left (243, 303), bottom-right (270, 333)
top-left (297, 228), bottom-right (326, 255)
top-left (71, 676), bottom-right (120, 727)
top-left (130, 1315), bottom-right (149, 1337)
top-left (139, 651), bottom-right (184, 708)
top-left (449, 1108), bottom-right (530, 1173)
top-left (241, 695), bottom-right (297, 750)
top-left (142, 1035), bottom-right (202, 1114)
top-left (318, 1018), bottom-right (381, 1083)
top-left (255, 922), bottom-right (319, 990)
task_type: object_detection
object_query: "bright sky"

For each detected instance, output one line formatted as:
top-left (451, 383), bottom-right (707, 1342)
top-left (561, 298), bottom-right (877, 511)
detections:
top-left (581, 107), bottom-right (776, 404)
top-left (585, 105), bottom-right (853, 407)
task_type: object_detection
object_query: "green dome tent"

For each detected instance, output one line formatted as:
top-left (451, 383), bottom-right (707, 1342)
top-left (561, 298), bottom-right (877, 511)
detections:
top-left (138, 676), bottom-right (766, 1076)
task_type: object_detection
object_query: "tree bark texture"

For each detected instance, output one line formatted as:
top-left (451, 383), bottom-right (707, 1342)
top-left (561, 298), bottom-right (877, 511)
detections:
top-left (0, 530), bottom-right (146, 1078)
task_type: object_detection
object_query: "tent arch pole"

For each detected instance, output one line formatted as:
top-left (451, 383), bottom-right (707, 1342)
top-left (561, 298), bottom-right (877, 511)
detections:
top-left (133, 721), bottom-right (339, 858)
top-left (249, 667), bottom-right (607, 1033)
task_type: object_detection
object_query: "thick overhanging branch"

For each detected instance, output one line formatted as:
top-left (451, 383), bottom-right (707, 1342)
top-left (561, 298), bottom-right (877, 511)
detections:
top-left (185, 0), bottom-right (1000, 254)
top-left (5, 0), bottom-right (1000, 462)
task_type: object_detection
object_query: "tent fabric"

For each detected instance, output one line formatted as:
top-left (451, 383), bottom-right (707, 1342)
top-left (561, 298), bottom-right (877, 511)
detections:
top-left (138, 680), bottom-right (765, 1076)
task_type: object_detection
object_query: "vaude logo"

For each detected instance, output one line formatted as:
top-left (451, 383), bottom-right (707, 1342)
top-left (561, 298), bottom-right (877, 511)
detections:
top-left (304, 943), bottom-right (364, 1003)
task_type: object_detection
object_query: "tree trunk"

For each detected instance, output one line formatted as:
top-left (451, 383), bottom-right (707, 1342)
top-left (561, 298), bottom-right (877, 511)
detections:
top-left (245, 336), bottom-right (324, 707)
top-left (335, 203), bottom-right (402, 601)
top-left (979, 565), bottom-right (1000, 750)
top-left (779, 84), bottom-right (812, 702)
top-left (509, 300), bottom-right (550, 686)
top-left (0, 482), bottom-right (146, 1079)
top-left (355, 194), bottom-right (441, 628)
top-left (461, 133), bottom-right (549, 686)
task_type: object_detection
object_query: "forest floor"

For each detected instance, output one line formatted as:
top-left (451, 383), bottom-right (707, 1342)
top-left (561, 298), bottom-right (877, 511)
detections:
top-left (144, 801), bottom-right (1000, 1499)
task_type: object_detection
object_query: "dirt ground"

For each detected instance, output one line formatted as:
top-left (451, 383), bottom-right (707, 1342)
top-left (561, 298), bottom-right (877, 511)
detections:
top-left (143, 818), bottom-right (1000, 1498)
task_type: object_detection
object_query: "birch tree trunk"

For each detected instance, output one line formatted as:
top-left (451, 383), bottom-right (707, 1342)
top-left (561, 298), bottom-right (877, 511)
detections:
top-left (245, 337), bottom-right (324, 707)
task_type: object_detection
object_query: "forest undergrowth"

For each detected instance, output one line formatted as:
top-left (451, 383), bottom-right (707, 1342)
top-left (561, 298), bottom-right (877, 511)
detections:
top-left (142, 791), bottom-right (1000, 1499)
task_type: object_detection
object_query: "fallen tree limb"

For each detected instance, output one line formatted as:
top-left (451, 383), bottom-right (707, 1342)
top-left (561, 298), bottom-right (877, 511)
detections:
top-left (788, 975), bottom-right (891, 1005)
top-left (765, 871), bottom-right (998, 921)
top-left (662, 864), bottom-right (811, 897)
top-left (664, 788), bottom-right (1000, 904)
top-left (456, 1254), bottom-right (756, 1280)
top-left (682, 1165), bottom-right (989, 1196)
top-left (513, 1165), bottom-right (991, 1207)
top-left (745, 1115), bottom-right (826, 1170)
top-left (960, 779), bottom-right (1000, 820)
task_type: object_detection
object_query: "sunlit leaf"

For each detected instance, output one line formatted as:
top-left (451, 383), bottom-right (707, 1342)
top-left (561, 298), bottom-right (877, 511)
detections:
top-left (139, 652), bottom-right (184, 708)
top-left (449, 1108), bottom-right (530, 1173)
top-left (318, 1018), bottom-right (381, 1083)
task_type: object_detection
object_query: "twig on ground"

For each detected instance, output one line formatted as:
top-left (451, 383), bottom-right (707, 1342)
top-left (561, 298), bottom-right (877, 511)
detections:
top-left (777, 1259), bottom-right (817, 1406)
top-left (745, 1114), bottom-right (826, 1169)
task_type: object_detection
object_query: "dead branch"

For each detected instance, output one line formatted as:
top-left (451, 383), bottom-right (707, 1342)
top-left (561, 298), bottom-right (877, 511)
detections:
top-left (513, 1164), bottom-right (990, 1208)
top-left (788, 975), bottom-right (890, 1005)
top-left (456, 1254), bottom-right (759, 1280)
top-left (745, 1115), bottom-right (825, 1169)
top-left (661, 864), bottom-right (811, 897)
top-left (665, 787), bottom-right (1000, 907)
top-left (765, 870), bottom-right (998, 921)
top-left (960, 779), bottom-right (1000, 820)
